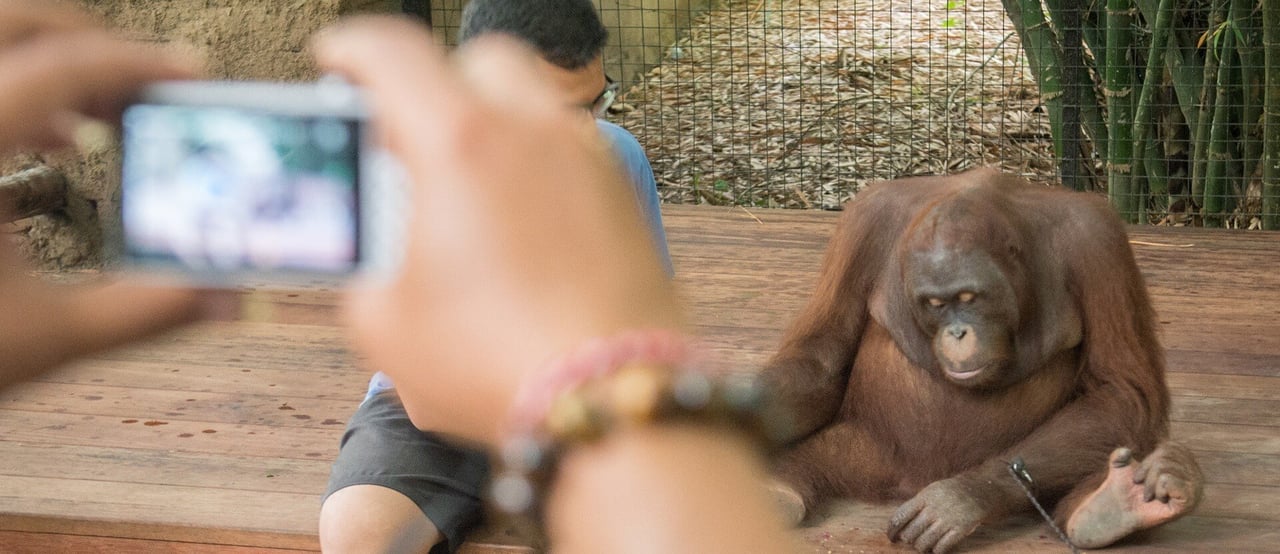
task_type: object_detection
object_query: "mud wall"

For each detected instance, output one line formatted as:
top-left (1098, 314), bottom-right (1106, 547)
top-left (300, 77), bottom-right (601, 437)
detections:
top-left (4, 0), bottom-right (397, 268)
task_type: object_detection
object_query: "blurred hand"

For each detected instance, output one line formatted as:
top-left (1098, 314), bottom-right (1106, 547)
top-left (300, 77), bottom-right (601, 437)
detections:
top-left (0, 1), bottom-right (220, 389)
top-left (316, 17), bottom-right (684, 446)
top-left (0, 242), bottom-right (228, 389)
top-left (0, 0), bottom-right (194, 152)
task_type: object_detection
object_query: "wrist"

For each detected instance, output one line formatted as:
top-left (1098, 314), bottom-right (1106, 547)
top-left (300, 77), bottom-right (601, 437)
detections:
top-left (545, 424), bottom-right (793, 554)
top-left (489, 329), bottom-right (791, 548)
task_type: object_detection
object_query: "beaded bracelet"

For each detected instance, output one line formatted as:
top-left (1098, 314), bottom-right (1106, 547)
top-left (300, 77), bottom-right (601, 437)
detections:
top-left (489, 330), bottom-right (790, 545)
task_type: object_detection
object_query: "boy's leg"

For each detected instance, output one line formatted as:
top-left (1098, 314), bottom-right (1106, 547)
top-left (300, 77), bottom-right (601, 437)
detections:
top-left (321, 390), bottom-right (490, 554)
top-left (321, 484), bottom-right (440, 553)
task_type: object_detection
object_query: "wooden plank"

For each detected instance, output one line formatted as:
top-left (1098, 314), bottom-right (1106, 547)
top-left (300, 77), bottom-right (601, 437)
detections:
top-left (1172, 421), bottom-right (1280, 455)
top-left (0, 530), bottom-right (314, 554)
top-left (1194, 483), bottom-right (1280, 521)
top-left (0, 410), bottom-right (342, 462)
top-left (800, 503), bottom-right (1280, 553)
top-left (86, 323), bottom-right (354, 370)
top-left (1, 205), bottom-right (1278, 553)
top-left (1172, 395), bottom-right (1280, 427)
top-left (1189, 451), bottom-right (1280, 488)
top-left (0, 476), bottom-right (319, 550)
top-left (28, 359), bottom-right (369, 400)
top-left (1, 381), bottom-right (358, 430)
top-left (1165, 351), bottom-right (1280, 378)
top-left (1167, 373), bottom-right (1280, 401)
top-left (0, 442), bottom-right (330, 495)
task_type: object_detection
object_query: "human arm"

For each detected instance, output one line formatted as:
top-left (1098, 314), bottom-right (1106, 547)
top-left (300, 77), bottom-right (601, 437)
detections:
top-left (549, 424), bottom-right (798, 553)
top-left (315, 17), bottom-right (798, 553)
top-left (0, 1), bottom-right (220, 391)
top-left (0, 1), bottom-right (195, 152)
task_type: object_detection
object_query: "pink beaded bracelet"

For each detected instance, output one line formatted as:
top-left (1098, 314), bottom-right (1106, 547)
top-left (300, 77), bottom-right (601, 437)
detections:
top-left (503, 329), bottom-right (707, 434)
top-left (490, 329), bottom-right (789, 544)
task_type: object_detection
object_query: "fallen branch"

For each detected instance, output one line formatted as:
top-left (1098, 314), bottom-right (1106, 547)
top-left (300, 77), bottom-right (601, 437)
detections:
top-left (0, 166), bottom-right (67, 224)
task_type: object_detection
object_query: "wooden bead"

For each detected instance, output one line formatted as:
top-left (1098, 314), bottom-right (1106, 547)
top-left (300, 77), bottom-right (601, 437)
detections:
top-left (610, 363), bottom-right (666, 423)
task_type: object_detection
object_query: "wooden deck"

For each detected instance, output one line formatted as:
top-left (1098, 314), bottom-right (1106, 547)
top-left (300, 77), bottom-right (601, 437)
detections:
top-left (1, 204), bottom-right (1278, 553)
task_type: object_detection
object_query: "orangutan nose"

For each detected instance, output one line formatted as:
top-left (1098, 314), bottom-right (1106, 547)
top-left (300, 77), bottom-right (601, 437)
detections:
top-left (939, 324), bottom-right (978, 365)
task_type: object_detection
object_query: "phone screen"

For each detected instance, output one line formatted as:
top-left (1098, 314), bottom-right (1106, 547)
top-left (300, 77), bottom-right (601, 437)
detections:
top-left (121, 104), bottom-right (361, 274)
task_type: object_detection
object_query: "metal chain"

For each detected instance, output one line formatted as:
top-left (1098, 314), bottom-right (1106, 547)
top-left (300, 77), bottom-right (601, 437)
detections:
top-left (1007, 458), bottom-right (1081, 554)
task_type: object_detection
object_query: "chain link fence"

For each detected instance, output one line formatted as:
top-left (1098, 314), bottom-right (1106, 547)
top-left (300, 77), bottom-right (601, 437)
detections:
top-left (423, 1), bottom-right (1280, 229)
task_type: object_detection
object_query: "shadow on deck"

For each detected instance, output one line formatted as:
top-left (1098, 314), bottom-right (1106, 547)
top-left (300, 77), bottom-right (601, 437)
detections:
top-left (1, 205), bottom-right (1277, 553)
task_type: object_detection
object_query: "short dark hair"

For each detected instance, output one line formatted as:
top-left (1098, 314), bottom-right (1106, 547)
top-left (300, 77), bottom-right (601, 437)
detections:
top-left (457, 0), bottom-right (607, 70)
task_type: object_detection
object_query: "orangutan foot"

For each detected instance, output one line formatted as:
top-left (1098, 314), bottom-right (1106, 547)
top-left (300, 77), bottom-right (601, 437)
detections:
top-left (1065, 445), bottom-right (1203, 549)
top-left (767, 479), bottom-right (807, 526)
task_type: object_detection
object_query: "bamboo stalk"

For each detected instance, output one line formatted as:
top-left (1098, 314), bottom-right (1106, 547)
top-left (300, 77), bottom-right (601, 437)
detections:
top-left (1192, 0), bottom-right (1227, 206)
top-left (1131, 0), bottom-right (1157, 19)
top-left (1163, 26), bottom-right (1206, 133)
top-left (1142, 131), bottom-right (1171, 215)
top-left (1002, 0), bottom-right (1067, 176)
top-left (1160, 90), bottom-right (1192, 202)
top-left (1237, 1), bottom-right (1265, 192)
top-left (1130, 0), bottom-right (1174, 219)
top-left (1264, 0), bottom-right (1280, 229)
top-left (1203, 25), bottom-right (1238, 228)
top-left (1073, 0), bottom-right (1111, 175)
top-left (1044, 0), bottom-right (1089, 190)
top-left (1082, 0), bottom-right (1107, 58)
top-left (1106, 0), bottom-right (1138, 221)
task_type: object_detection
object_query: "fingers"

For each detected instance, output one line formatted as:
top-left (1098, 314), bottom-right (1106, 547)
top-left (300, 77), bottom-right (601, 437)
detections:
top-left (0, 281), bottom-right (228, 387)
top-left (453, 35), bottom-right (562, 119)
top-left (313, 17), bottom-right (579, 208)
top-left (935, 529), bottom-right (967, 554)
top-left (0, 30), bottom-right (196, 150)
top-left (904, 519), bottom-right (941, 551)
top-left (1126, 444), bottom-right (1203, 508)
top-left (62, 283), bottom-right (229, 356)
top-left (0, 0), bottom-right (97, 48)
top-left (887, 506), bottom-right (964, 553)
top-left (886, 498), bottom-right (923, 541)
top-left (312, 16), bottom-right (462, 162)
top-left (1153, 472), bottom-right (1175, 503)
top-left (1110, 447), bottom-right (1134, 469)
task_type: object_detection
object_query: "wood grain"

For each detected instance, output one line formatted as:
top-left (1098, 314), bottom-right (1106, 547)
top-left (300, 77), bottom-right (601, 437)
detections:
top-left (0, 204), bottom-right (1276, 553)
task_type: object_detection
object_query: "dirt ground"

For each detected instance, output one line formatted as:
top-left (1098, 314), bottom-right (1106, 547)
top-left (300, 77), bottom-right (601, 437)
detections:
top-left (613, 0), bottom-right (1053, 209)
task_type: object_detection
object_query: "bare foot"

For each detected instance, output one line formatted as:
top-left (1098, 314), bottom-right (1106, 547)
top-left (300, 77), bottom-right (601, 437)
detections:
top-left (767, 479), bottom-right (807, 526)
top-left (1065, 444), bottom-right (1203, 548)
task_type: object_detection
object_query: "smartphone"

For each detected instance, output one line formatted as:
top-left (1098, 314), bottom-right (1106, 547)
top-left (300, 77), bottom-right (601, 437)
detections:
top-left (118, 80), bottom-right (404, 285)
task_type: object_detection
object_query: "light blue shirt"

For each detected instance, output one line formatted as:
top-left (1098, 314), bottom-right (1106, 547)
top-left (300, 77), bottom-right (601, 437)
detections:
top-left (363, 119), bottom-right (672, 400)
top-left (595, 120), bottom-right (673, 275)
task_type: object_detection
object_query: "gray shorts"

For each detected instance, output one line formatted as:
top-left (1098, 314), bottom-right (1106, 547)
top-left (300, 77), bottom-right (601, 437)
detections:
top-left (324, 390), bottom-right (490, 554)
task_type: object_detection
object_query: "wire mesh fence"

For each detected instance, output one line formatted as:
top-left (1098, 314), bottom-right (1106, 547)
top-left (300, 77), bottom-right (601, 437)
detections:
top-left (423, 1), bottom-right (1280, 229)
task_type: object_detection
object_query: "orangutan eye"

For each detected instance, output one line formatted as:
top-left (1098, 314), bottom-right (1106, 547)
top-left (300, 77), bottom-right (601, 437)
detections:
top-left (927, 297), bottom-right (945, 308)
top-left (958, 292), bottom-right (976, 304)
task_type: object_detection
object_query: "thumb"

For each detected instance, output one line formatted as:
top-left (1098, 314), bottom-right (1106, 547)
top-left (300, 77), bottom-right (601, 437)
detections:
top-left (61, 284), bottom-right (235, 355)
